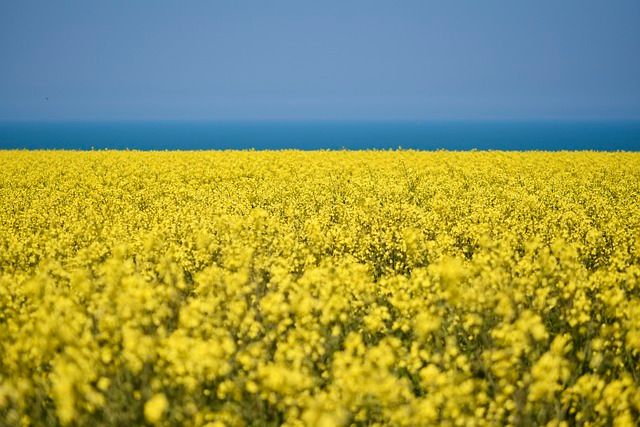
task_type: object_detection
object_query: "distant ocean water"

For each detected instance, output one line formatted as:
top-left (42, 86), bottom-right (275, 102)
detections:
top-left (0, 121), bottom-right (639, 151)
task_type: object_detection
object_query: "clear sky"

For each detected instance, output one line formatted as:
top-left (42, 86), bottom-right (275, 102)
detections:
top-left (1, 0), bottom-right (639, 120)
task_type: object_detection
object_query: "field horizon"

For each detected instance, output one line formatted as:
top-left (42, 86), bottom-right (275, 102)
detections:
top-left (2, 120), bottom-right (639, 151)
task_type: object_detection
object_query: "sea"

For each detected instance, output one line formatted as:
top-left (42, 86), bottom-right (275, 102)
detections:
top-left (0, 120), bottom-right (639, 151)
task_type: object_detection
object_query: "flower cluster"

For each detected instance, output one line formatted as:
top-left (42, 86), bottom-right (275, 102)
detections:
top-left (0, 150), bottom-right (639, 426)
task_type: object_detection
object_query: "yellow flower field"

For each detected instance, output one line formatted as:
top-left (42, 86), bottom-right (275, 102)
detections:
top-left (1, 151), bottom-right (639, 426)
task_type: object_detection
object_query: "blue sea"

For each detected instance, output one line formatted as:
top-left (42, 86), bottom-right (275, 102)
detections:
top-left (0, 120), bottom-right (639, 151)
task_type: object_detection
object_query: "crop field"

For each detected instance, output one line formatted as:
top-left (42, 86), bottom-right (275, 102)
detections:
top-left (0, 151), bottom-right (639, 426)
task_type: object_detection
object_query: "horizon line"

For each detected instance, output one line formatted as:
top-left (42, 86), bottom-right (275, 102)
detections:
top-left (2, 118), bottom-right (640, 123)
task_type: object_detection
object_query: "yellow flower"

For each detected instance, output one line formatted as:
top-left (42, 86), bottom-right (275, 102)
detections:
top-left (144, 394), bottom-right (168, 424)
top-left (1, 151), bottom-right (639, 425)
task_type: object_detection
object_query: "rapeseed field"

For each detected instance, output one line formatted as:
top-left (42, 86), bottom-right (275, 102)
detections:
top-left (0, 151), bottom-right (639, 426)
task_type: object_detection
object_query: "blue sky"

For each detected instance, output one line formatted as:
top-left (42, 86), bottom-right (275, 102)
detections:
top-left (1, 0), bottom-right (639, 120)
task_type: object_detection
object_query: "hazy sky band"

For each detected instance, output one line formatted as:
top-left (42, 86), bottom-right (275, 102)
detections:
top-left (1, 0), bottom-right (639, 120)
